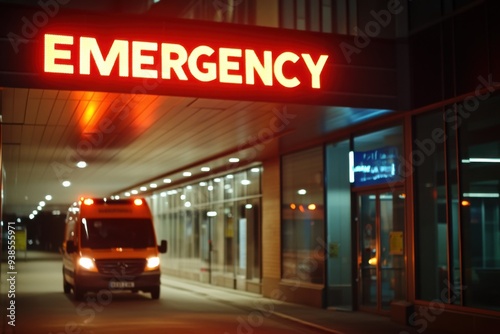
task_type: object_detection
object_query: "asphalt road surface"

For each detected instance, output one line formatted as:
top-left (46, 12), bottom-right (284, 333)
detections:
top-left (1, 254), bottom-right (330, 334)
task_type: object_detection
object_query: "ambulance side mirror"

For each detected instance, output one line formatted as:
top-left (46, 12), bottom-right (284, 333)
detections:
top-left (158, 240), bottom-right (167, 253)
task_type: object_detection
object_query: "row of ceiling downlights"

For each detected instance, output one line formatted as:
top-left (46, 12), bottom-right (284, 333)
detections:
top-left (114, 162), bottom-right (260, 199)
top-left (31, 159), bottom-right (255, 218)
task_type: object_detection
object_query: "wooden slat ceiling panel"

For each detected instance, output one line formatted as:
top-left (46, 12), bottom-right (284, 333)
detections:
top-left (118, 100), bottom-right (197, 156)
top-left (42, 89), bottom-right (59, 100)
top-left (28, 89), bottom-right (43, 99)
top-left (3, 124), bottom-right (22, 144)
top-left (47, 100), bottom-right (66, 125)
top-left (3, 146), bottom-right (20, 171)
top-left (0, 86), bottom-right (339, 216)
top-left (24, 97), bottom-right (40, 124)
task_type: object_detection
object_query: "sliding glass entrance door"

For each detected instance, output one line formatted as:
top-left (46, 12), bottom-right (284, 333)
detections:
top-left (357, 189), bottom-right (406, 312)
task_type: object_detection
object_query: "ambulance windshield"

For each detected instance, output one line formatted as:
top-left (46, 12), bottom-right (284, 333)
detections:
top-left (80, 218), bottom-right (156, 249)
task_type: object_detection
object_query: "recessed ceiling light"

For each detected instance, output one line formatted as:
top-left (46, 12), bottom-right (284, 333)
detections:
top-left (183, 172), bottom-right (192, 177)
top-left (150, 183), bottom-right (157, 188)
top-left (45, 195), bottom-right (52, 201)
top-left (124, 192), bottom-right (131, 197)
top-left (163, 178), bottom-right (171, 183)
top-left (76, 161), bottom-right (87, 168)
top-left (201, 167), bottom-right (210, 172)
top-left (251, 168), bottom-right (260, 173)
top-left (131, 190), bottom-right (138, 195)
top-left (140, 186), bottom-right (147, 191)
top-left (298, 189), bottom-right (307, 195)
top-left (229, 158), bottom-right (239, 163)
top-left (62, 180), bottom-right (71, 187)
top-left (39, 201), bottom-right (46, 207)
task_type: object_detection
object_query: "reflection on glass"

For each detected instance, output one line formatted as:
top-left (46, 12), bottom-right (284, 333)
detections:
top-left (147, 167), bottom-right (262, 290)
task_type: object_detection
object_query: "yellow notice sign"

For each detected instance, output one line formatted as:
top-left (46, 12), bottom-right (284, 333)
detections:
top-left (16, 229), bottom-right (27, 251)
top-left (389, 231), bottom-right (404, 255)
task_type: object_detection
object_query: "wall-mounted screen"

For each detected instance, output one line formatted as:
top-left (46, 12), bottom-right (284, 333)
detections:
top-left (350, 146), bottom-right (399, 187)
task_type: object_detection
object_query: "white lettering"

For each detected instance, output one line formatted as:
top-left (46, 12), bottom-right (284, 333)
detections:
top-left (132, 41), bottom-right (158, 78)
top-left (302, 54), bottom-right (329, 89)
top-left (219, 47), bottom-right (242, 84)
top-left (161, 43), bottom-right (188, 80)
top-left (274, 52), bottom-right (300, 88)
top-left (80, 37), bottom-right (128, 76)
top-left (245, 50), bottom-right (273, 86)
top-left (44, 33), bottom-right (74, 74)
top-left (43, 34), bottom-right (330, 90)
top-left (189, 45), bottom-right (216, 82)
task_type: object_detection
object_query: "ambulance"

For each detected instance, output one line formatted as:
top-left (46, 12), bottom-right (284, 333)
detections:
top-left (62, 197), bottom-right (167, 300)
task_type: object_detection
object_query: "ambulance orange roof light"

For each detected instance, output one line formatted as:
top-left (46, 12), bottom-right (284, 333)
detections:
top-left (83, 198), bottom-right (94, 206)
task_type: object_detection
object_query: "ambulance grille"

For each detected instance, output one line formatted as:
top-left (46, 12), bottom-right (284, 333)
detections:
top-left (95, 259), bottom-right (146, 276)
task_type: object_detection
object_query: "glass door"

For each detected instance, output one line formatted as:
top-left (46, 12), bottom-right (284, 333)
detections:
top-left (357, 189), bottom-right (406, 313)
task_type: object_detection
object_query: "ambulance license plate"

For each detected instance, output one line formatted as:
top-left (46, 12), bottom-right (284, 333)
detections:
top-left (109, 281), bottom-right (135, 288)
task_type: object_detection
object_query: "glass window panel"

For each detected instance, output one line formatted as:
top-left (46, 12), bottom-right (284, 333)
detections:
top-left (246, 168), bottom-right (261, 196)
top-left (348, 0), bottom-right (357, 35)
top-left (148, 165), bottom-right (262, 288)
top-left (445, 108), bottom-right (461, 305)
top-left (459, 95), bottom-right (500, 311)
top-left (296, 0), bottom-right (306, 30)
top-left (212, 177), bottom-right (223, 202)
top-left (309, 0), bottom-right (320, 31)
top-left (282, 146), bottom-right (325, 284)
top-left (281, 0), bottom-right (295, 29)
top-left (235, 172), bottom-right (246, 198)
top-left (335, 0), bottom-right (348, 34)
top-left (245, 198), bottom-right (261, 280)
top-left (322, 0), bottom-right (332, 32)
top-left (224, 174), bottom-right (235, 200)
top-left (224, 203), bottom-right (236, 274)
top-left (414, 111), bottom-right (448, 301)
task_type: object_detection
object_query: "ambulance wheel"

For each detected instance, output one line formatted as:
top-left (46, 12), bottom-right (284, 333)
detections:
top-left (63, 268), bottom-right (71, 294)
top-left (150, 286), bottom-right (160, 300)
top-left (63, 278), bottom-right (71, 294)
top-left (73, 285), bottom-right (86, 301)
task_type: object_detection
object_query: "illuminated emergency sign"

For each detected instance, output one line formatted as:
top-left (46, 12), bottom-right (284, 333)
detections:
top-left (43, 34), bottom-right (329, 89)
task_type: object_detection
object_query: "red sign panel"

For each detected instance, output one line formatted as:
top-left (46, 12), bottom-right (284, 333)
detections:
top-left (43, 33), bottom-right (329, 90)
top-left (0, 3), bottom-right (397, 108)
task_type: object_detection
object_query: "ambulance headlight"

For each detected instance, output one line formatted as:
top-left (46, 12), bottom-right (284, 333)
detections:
top-left (146, 257), bottom-right (160, 270)
top-left (78, 257), bottom-right (96, 271)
